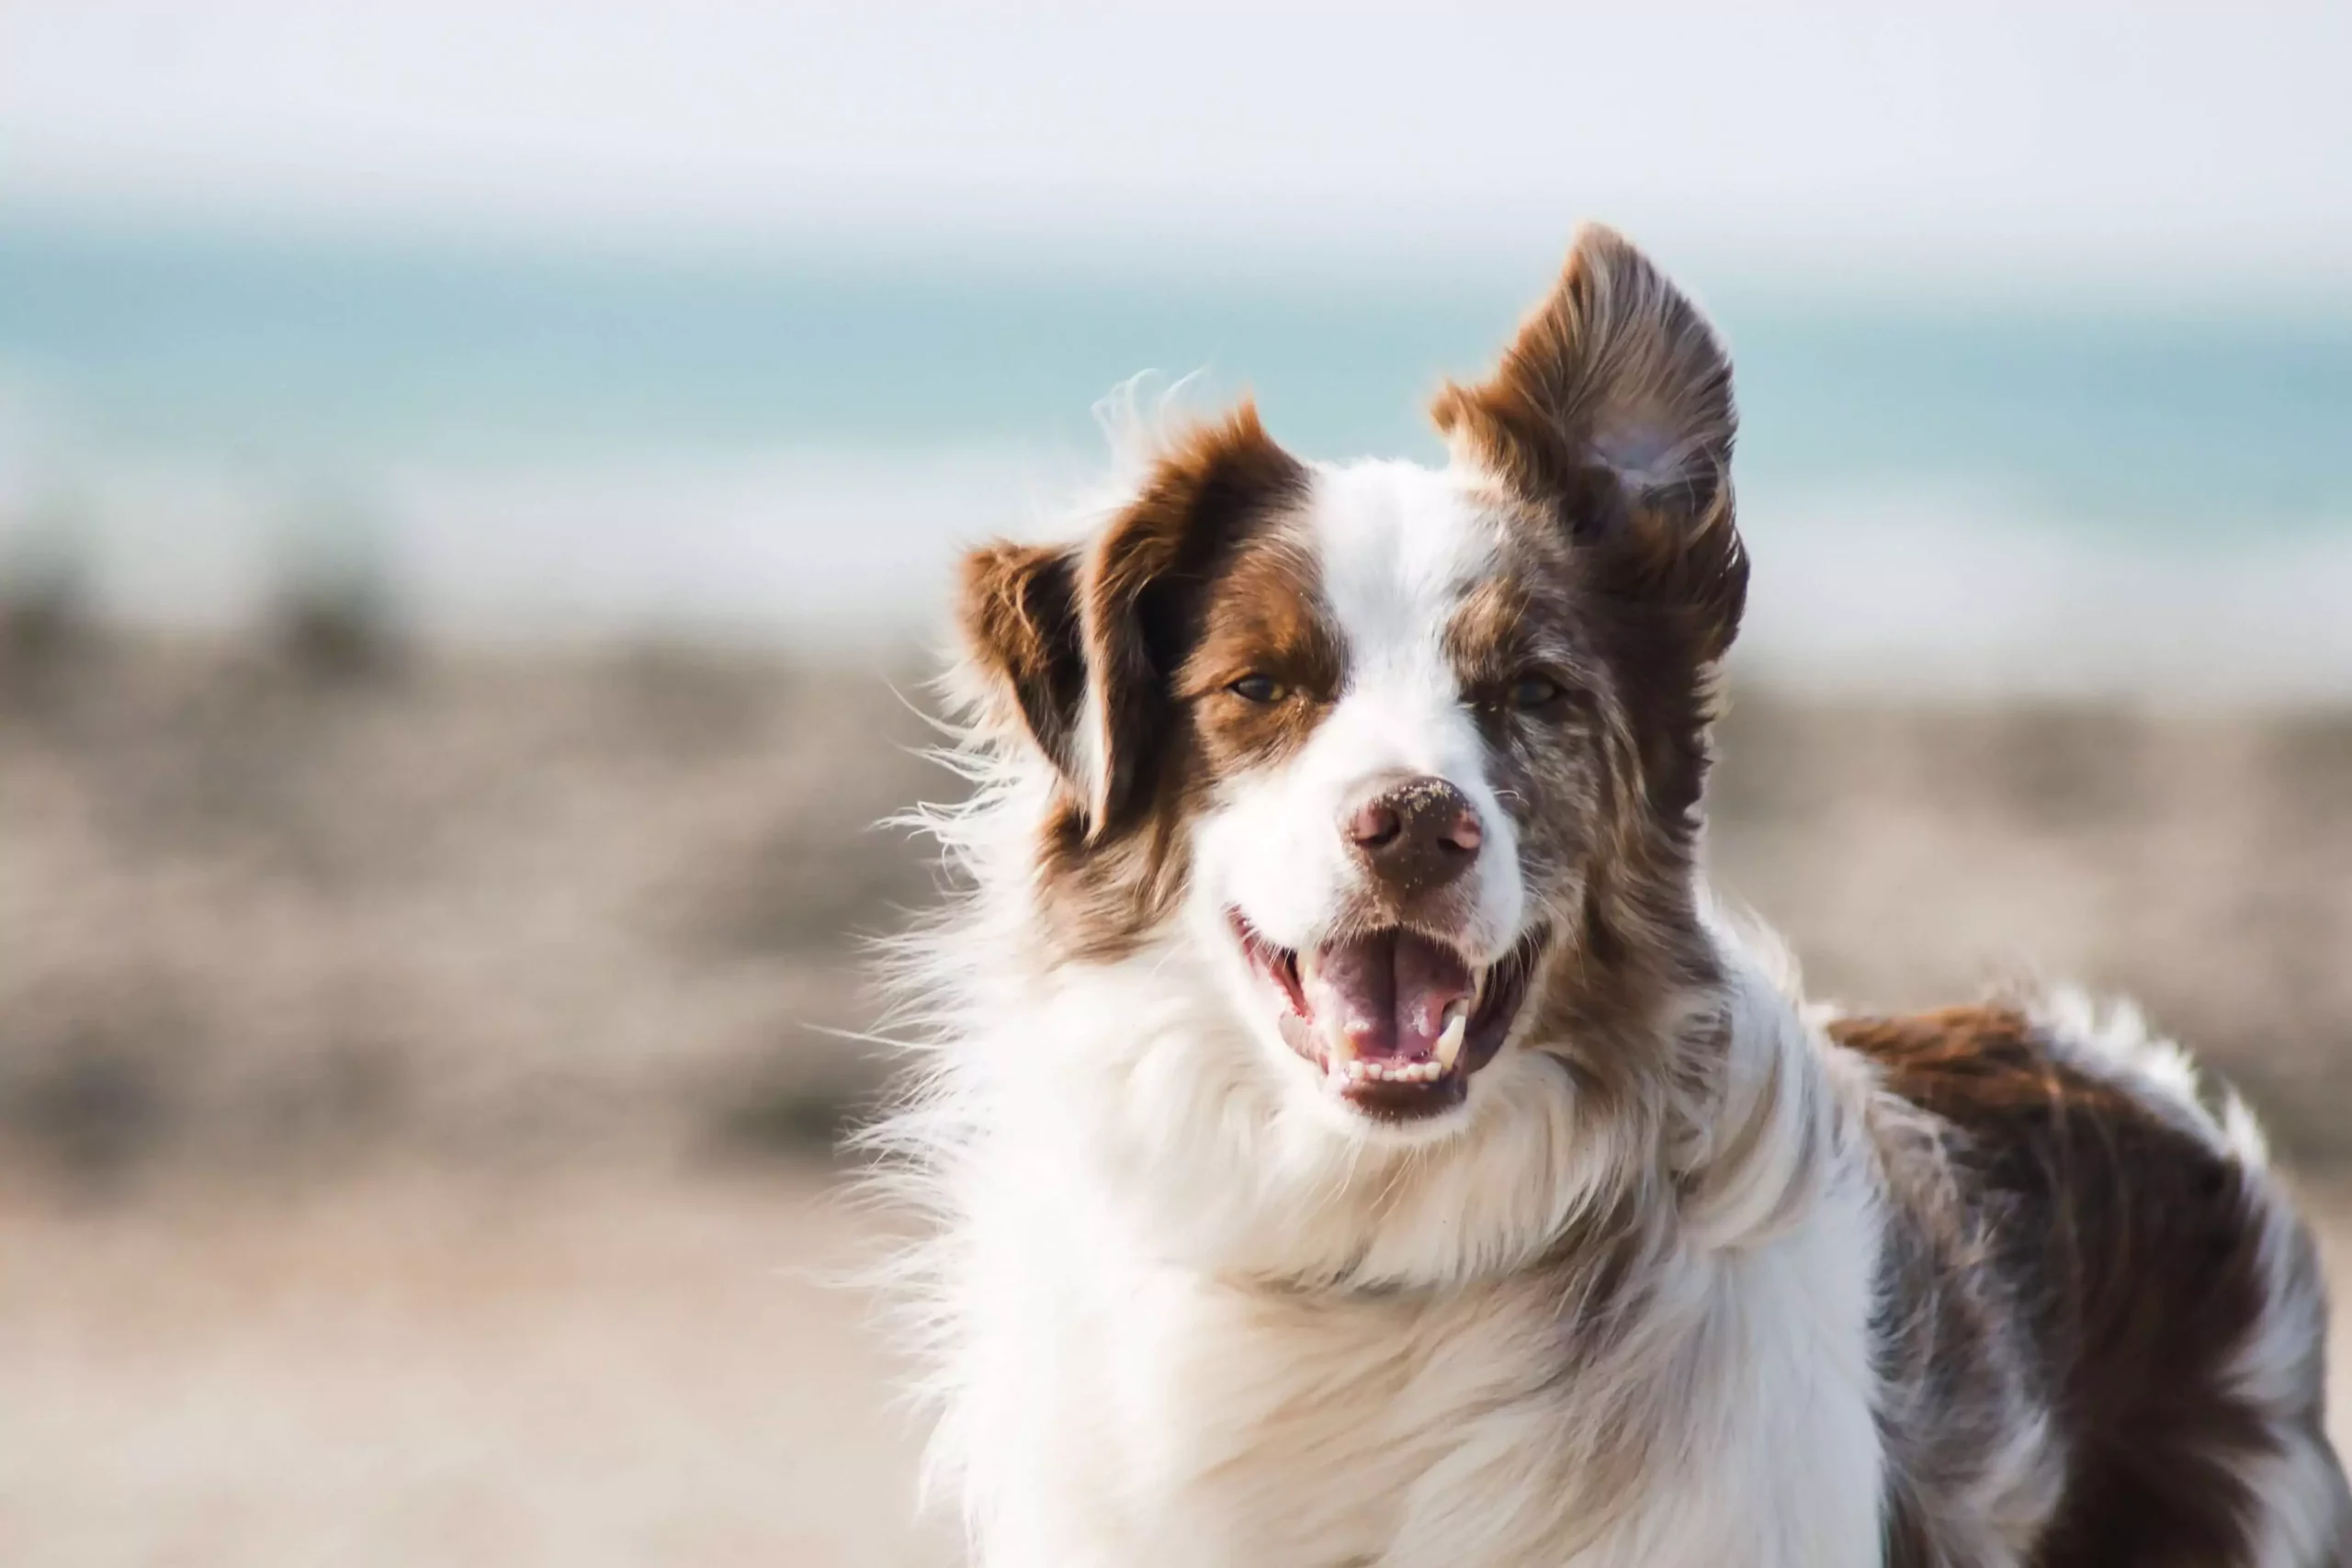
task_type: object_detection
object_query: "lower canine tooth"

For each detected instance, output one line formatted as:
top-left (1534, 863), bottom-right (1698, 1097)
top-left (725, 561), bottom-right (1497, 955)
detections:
top-left (1434, 1005), bottom-right (1469, 1072)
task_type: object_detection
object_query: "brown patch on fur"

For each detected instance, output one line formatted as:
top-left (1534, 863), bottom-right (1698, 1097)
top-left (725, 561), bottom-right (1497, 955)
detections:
top-left (1430, 222), bottom-right (1735, 489)
top-left (1839, 1005), bottom-right (2342, 1567)
top-left (956, 403), bottom-right (1327, 963)
top-left (1431, 229), bottom-right (1753, 1145)
top-left (956, 541), bottom-right (1086, 780)
top-left (1075, 405), bottom-right (1311, 836)
top-left (1174, 530), bottom-right (1342, 778)
top-left (1433, 225), bottom-right (1744, 834)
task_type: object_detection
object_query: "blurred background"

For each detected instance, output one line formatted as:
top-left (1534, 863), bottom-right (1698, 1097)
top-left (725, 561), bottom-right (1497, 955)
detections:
top-left (2, 3), bottom-right (2348, 1562)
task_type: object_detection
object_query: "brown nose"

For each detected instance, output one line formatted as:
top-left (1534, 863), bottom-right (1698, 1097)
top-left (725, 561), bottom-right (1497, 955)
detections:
top-left (1342, 774), bottom-right (1482, 894)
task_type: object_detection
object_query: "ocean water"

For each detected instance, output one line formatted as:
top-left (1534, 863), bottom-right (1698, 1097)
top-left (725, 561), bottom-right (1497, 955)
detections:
top-left (2, 219), bottom-right (2348, 694)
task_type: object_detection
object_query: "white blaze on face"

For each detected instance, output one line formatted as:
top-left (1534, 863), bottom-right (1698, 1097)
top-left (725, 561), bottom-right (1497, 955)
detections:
top-left (1191, 458), bottom-right (1525, 961)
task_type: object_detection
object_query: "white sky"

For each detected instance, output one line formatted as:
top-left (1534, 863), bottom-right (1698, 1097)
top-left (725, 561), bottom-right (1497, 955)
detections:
top-left (5, 0), bottom-right (2351, 286)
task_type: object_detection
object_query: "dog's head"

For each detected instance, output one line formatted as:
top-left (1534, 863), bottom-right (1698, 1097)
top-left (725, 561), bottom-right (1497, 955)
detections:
top-left (953, 225), bottom-right (1743, 1149)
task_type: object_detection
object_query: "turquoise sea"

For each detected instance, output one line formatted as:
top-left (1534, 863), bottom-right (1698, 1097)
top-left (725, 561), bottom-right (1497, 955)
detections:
top-left (2, 219), bottom-right (2348, 694)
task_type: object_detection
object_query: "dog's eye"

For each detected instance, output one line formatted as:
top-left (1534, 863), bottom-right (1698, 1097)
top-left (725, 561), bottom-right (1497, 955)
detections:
top-left (1228, 674), bottom-right (1287, 704)
top-left (1508, 674), bottom-right (1566, 711)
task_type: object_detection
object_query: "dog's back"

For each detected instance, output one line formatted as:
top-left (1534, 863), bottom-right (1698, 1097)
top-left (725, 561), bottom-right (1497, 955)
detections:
top-left (1846, 1002), bottom-right (2351, 1566)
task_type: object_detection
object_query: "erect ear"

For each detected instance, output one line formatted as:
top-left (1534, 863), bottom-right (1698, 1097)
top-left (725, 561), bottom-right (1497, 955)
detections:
top-left (1431, 223), bottom-right (1746, 661)
top-left (956, 401), bottom-right (1306, 837)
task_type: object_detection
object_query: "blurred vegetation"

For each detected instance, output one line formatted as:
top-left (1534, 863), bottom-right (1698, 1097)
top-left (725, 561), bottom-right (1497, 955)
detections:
top-left (0, 509), bottom-right (100, 690)
top-left (2, 615), bottom-right (2348, 1197)
top-left (265, 501), bottom-right (409, 682)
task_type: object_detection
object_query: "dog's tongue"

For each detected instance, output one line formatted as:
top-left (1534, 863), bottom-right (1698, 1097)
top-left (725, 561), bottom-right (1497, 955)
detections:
top-left (1300, 931), bottom-right (1476, 1064)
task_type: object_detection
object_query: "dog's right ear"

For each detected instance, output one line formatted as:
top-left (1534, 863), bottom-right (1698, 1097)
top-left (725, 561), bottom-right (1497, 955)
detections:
top-left (956, 538), bottom-right (1091, 785)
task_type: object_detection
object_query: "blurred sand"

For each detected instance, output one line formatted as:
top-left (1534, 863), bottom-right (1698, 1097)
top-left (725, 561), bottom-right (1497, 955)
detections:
top-left (3, 632), bottom-right (2349, 1563)
top-left (0, 1162), bottom-right (953, 1568)
top-left (0, 1164), bottom-right (2346, 1566)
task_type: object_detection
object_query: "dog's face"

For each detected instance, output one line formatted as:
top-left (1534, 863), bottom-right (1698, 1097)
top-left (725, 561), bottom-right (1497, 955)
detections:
top-left (956, 226), bottom-right (1745, 1144)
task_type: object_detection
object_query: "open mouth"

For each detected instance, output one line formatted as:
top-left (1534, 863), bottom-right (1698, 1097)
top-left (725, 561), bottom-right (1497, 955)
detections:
top-left (1230, 913), bottom-right (1548, 1122)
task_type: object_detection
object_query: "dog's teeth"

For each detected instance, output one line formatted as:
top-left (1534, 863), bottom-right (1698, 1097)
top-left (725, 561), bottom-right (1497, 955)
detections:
top-left (1340, 1057), bottom-right (1451, 1086)
top-left (1434, 1003), bottom-right (1469, 1072)
top-left (1335, 1054), bottom-right (1462, 1088)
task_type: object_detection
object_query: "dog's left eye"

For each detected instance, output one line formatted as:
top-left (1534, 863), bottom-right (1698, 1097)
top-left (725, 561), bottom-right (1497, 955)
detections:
top-left (1228, 674), bottom-right (1287, 704)
top-left (1508, 674), bottom-right (1566, 711)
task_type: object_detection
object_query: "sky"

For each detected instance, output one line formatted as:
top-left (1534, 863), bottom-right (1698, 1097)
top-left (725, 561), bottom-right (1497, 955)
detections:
top-left (5, 0), bottom-right (2351, 291)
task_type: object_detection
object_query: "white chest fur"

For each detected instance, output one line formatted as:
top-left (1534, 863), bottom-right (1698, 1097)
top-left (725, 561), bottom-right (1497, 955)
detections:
top-left (938, 1171), bottom-right (1890, 1568)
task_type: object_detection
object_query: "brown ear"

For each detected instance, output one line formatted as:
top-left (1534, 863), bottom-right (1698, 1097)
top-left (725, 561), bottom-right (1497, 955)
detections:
top-left (957, 402), bottom-right (1307, 838)
top-left (1432, 223), bottom-right (1746, 660)
top-left (1080, 401), bottom-right (1306, 836)
top-left (956, 538), bottom-right (1089, 781)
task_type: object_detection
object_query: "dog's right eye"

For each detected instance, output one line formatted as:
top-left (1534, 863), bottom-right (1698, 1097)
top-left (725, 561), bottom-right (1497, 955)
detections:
top-left (1227, 674), bottom-right (1287, 704)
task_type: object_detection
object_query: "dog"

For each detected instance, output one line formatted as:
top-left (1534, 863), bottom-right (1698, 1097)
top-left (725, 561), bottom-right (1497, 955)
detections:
top-left (878, 223), bottom-right (2350, 1566)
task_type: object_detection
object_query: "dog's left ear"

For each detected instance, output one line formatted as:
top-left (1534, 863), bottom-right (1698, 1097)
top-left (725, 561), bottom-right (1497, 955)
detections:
top-left (1432, 223), bottom-right (1746, 662)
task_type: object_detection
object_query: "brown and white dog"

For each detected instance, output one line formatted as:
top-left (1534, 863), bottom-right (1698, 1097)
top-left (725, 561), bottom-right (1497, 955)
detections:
top-left (881, 224), bottom-right (2350, 1566)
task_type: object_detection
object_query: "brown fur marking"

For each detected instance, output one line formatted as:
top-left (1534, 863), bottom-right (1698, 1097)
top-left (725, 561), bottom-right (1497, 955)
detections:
top-left (1430, 231), bottom-right (1752, 1145)
top-left (1076, 403), bottom-right (1311, 838)
top-left (1841, 1005), bottom-right (2341, 1567)
top-left (1433, 225), bottom-right (1746, 836)
top-left (956, 403), bottom-right (1328, 964)
top-left (1175, 530), bottom-right (1343, 779)
top-left (956, 540), bottom-right (1087, 781)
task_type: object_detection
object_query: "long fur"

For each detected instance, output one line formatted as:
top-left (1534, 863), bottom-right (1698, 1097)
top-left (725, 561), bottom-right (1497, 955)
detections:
top-left (866, 231), bottom-right (2346, 1567)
